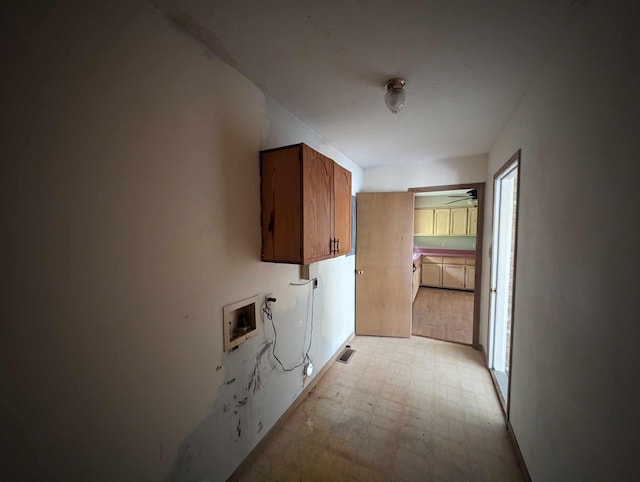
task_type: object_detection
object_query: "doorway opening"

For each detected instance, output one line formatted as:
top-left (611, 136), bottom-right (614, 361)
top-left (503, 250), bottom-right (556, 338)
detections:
top-left (408, 183), bottom-right (485, 348)
top-left (488, 151), bottom-right (520, 409)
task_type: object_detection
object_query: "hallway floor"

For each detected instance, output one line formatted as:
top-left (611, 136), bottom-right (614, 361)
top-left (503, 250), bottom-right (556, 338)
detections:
top-left (239, 336), bottom-right (523, 481)
top-left (412, 287), bottom-right (474, 344)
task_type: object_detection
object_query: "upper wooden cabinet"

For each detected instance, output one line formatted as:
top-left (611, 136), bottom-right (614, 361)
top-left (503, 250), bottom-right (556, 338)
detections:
top-left (260, 144), bottom-right (352, 264)
top-left (434, 209), bottom-right (451, 235)
top-left (467, 207), bottom-right (478, 235)
top-left (414, 206), bottom-right (477, 236)
top-left (414, 208), bottom-right (434, 235)
top-left (450, 208), bottom-right (469, 235)
top-left (333, 162), bottom-right (352, 256)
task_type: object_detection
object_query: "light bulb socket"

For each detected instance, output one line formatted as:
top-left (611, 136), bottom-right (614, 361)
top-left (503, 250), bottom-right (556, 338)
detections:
top-left (384, 78), bottom-right (406, 114)
top-left (385, 78), bottom-right (406, 92)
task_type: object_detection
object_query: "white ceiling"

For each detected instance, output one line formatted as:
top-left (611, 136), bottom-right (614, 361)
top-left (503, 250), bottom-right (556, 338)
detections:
top-left (153, 0), bottom-right (583, 168)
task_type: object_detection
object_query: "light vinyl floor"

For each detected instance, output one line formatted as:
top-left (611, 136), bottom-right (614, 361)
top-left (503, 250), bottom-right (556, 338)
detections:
top-left (412, 287), bottom-right (475, 345)
top-left (239, 335), bottom-right (523, 482)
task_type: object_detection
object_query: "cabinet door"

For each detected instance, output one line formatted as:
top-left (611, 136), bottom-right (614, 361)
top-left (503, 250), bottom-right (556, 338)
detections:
top-left (260, 146), bottom-right (303, 263)
top-left (414, 209), bottom-right (434, 235)
top-left (421, 263), bottom-right (442, 287)
top-left (442, 265), bottom-right (465, 289)
top-left (465, 266), bottom-right (476, 290)
top-left (302, 146), bottom-right (333, 263)
top-left (450, 208), bottom-right (469, 235)
top-left (333, 162), bottom-right (352, 256)
top-left (434, 209), bottom-right (451, 235)
top-left (467, 207), bottom-right (478, 235)
top-left (412, 264), bottom-right (421, 301)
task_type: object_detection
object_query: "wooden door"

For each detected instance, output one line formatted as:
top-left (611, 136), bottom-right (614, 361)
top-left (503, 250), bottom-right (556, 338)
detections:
top-left (467, 207), bottom-right (478, 235)
top-left (421, 263), bottom-right (442, 287)
top-left (414, 209), bottom-right (434, 235)
top-left (465, 266), bottom-right (476, 290)
top-left (434, 209), bottom-right (451, 235)
top-left (412, 264), bottom-right (421, 301)
top-left (333, 162), bottom-right (352, 256)
top-left (355, 192), bottom-right (414, 337)
top-left (442, 265), bottom-right (465, 289)
top-left (302, 146), bottom-right (333, 263)
top-left (450, 208), bottom-right (469, 235)
top-left (260, 146), bottom-right (302, 263)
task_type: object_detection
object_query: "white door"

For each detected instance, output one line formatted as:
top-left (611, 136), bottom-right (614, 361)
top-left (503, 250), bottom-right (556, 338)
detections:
top-left (488, 154), bottom-right (520, 406)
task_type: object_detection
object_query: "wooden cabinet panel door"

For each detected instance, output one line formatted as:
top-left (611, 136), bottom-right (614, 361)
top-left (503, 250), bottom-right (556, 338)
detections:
top-left (333, 162), bottom-right (352, 256)
top-left (465, 266), bottom-right (476, 290)
top-left (467, 207), bottom-right (478, 235)
top-left (414, 209), bottom-right (434, 235)
top-left (442, 265), bottom-right (465, 289)
top-left (302, 147), bottom-right (333, 262)
top-left (412, 264), bottom-right (421, 302)
top-left (421, 263), bottom-right (442, 287)
top-left (450, 208), bottom-right (469, 235)
top-left (434, 209), bottom-right (451, 235)
top-left (260, 147), bottom-right (302, 263)
top-left (356, 192), bottom-right (414, 337)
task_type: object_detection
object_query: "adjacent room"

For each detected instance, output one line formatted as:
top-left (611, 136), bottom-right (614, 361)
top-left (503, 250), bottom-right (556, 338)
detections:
top-left (411, 189), bottom-right (479, 345)
top-left (2, 1), bottom-right (638, 481)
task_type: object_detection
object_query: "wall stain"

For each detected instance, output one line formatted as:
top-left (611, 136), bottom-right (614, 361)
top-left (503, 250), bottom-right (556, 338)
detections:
top-left (246, 341), bottom-right (274, 395)
top-left (235, 417), bottom-right (241, 442)
top-left (170, 339), bottom-right (277, 479)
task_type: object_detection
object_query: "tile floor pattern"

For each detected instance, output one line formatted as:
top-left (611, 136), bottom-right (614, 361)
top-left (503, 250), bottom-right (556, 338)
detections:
top-left (239, 336), bottom-right (523, 481)
top-left (412, 288), bottom-right (474, 344)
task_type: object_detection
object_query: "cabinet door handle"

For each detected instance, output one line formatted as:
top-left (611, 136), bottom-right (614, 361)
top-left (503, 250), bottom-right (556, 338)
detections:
top-left (336, 238), bottom-right (340, 253)
top-left (329, 238), bottom-right (335, 254)
top-left (356, 270), bottom-right (364, 275)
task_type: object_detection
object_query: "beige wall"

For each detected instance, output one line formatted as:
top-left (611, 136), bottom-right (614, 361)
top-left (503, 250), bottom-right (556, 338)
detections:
top-left (362, 155), bottom-right (487, 192)
top-left (480, 1), bottom-right (639, 479)
top-left (0, 2), bottom-right (361, 480)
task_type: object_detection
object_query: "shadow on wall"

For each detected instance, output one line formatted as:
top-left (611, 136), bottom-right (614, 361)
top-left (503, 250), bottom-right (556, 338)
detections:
top-left (169, 338), bottom-right (274, 482)
top-left (217, 121), bottom-right (263, 261)
top-left (169, 286), bottom-right (315, 482)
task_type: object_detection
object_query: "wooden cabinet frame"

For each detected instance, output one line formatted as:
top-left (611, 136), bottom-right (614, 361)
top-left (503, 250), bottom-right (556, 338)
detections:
top-left (409, 182), bottom-right (486, 350)
top-left (414, 206), bottom-right (478, 236)
top-left (260, 143), bottom-right (352, 264)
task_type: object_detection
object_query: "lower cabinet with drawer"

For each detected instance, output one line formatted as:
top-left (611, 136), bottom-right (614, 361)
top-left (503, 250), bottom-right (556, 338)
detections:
top-left (421, 255), bottom-right (475, 291)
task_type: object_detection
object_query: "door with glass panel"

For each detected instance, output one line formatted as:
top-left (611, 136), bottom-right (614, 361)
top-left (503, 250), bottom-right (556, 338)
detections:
top-left (488, 151), bottom-right (520, 407)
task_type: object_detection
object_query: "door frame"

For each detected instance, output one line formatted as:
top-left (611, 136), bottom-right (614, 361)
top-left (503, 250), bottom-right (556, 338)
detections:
top-left (487, 150), bottom-right (521, 417)
top-left (409, 182), bottom-right (486, 350)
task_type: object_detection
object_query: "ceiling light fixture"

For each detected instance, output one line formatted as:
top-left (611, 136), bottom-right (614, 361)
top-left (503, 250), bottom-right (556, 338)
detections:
top-left (384, 78), bottom-right (406, 114)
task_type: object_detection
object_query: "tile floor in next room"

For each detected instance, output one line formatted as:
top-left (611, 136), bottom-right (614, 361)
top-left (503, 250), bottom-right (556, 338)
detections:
top-left (238, 335), bottom-right (523, 482)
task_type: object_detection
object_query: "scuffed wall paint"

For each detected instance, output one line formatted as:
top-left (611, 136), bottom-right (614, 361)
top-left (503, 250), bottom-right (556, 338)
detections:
top-left (0, 1), bottom-right (362, 480)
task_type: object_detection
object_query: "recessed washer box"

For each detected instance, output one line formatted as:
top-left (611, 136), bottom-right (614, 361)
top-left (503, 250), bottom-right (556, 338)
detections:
top-left (223, 295), bottom-right (260, 352)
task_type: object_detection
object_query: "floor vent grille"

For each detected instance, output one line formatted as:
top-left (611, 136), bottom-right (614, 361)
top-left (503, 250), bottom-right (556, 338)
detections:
top-left (337, 348), bottom-right (355, 364)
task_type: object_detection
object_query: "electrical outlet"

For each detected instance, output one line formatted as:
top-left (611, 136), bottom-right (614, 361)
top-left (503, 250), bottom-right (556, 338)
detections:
top-left (265, 293), bottom-right (275, 306)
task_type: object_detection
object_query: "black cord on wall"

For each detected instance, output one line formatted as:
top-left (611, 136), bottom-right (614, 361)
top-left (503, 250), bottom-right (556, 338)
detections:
top-left (262, 280), bottom-right (315, 372)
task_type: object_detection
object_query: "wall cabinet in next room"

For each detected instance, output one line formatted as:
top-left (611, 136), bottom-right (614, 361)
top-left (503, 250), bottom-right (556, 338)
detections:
top-left (260, 143), bottom-right (352, 264)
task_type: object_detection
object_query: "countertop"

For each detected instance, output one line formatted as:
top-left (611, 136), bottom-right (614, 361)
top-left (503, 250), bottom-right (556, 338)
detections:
top-left (413, 248), bottom-right (476, 258)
